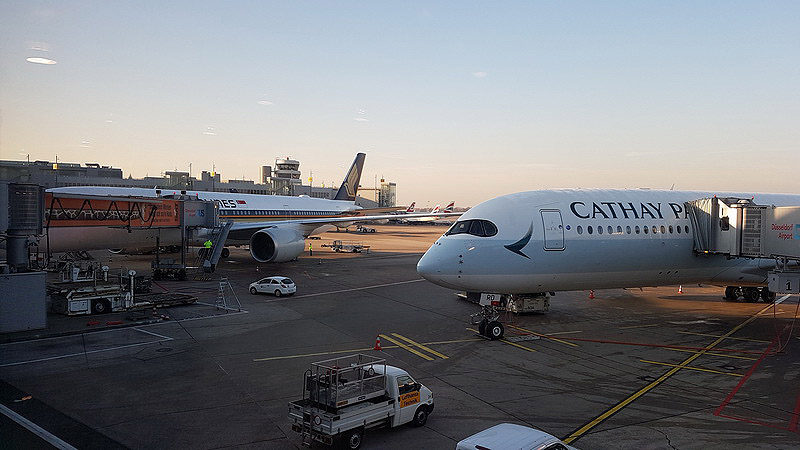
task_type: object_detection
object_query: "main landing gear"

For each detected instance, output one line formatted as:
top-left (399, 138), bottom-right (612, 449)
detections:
top-left (724, 286), bottom-right (776, 303)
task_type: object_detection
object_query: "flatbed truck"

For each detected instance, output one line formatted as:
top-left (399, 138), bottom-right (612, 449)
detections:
top-left (288, 354), bottom-right (434, 449)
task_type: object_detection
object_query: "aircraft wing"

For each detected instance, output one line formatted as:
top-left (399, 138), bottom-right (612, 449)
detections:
top-left (229, 212), bottom-right (462, 233)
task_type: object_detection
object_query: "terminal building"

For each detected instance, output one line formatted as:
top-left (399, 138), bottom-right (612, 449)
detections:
top-left (0, 157), bottom-right (396, 208)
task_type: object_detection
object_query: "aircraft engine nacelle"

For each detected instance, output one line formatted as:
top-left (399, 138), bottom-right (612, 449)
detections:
top-left (249, 227), bottom-right (305, 263)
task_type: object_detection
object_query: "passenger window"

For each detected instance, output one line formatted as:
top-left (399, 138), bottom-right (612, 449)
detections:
top-left (635, 226), bottom-right (640, 234)
top-left (597, 226), bottom-right (603, 235)
top-left (660, 225), bottom-right (666, 234)
top-left (644, 226), bottom-right (648, 234)
top-left (685, 225), bottom-right (690, 234)
top-left (626, 226), bottom-right (631, 234)
top-left (588, 226), bottom-right (593, 235)
top-left (577, 225), bottom-right (583, 235)
top-left (617, 226), bottom-right (622, 234)
top-left (652, 226), bottom-right (657, 234)
top-left (677, 225), bottom-right (681, 234)
top-left (668, 225), bottom-right (673, 234)
top-left (607, 226), bottom-right (613, 235)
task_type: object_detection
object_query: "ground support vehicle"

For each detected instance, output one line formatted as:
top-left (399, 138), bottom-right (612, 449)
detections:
top-left (50, 282), bottom-right (196, 315)
top-left (321, 240), bottom-right (371, 253)
top-left (355, 225), bottom-right (376, 233)
top-left (288, 354), bottom-right (433, 449)
top-left (249, 276), bottom-right (296, 297)
top-left (456, 423), bottom-right (576, 450)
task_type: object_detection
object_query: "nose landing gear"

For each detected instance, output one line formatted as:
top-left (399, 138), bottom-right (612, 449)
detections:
top-left (473, 306), bottom-right (505, 340)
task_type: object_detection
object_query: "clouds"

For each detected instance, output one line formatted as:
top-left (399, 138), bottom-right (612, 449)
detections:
top-left (472, 71), bottom-right (487, 78)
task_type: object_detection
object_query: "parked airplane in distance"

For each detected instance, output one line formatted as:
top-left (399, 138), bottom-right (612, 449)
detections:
top-left (417, 188), bottom-right (800, 302)
top-left (49, 153), bottom-right (459, 262)
top-left (405, 202), bottom-right (455, 223)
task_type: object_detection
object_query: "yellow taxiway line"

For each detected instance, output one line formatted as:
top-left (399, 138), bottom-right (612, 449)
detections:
top-left (662, 347), bottom-right (757, 361)
top-left (391, 333), bottom-right (449, 359)
top-left (678, 330), bottom-right (770, 343)
top-left (509, 325), bottom-right (578, 347)
top-left (562, 299), bottom-right (782, 444)
top-left (466, 327), bottom-right (537, 352)
top-left (639, 359), bottom-right (743, 377)
top-left (379, 334), bottom-right (434, 361)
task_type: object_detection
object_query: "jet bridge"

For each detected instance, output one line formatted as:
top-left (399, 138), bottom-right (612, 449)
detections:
top-left (687, 197), bottom-right (800, 294)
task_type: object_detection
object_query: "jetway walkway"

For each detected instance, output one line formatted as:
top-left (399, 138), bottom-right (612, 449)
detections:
top-left (687, 197), bottom-right (800, 294)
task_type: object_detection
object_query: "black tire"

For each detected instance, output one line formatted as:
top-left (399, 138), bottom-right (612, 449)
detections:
top-left (487, 321), bottom-right (504, 340)
top-left (743, 287), bottom-right (760, 303)
top-left (342, 428), bottom-right (363, 450)
top-left (274, 289), bottom-right (282, 297)
top-left (220, 247), bottom-right (230, 259)
top-left (412, 406), bottom-right (428, 427)
top-left (92, 299), bottom-right (109, 314)
top-left (724, 286), bottom-right (739, 301)
top-left (477, 319), bottom-right (488, 336)
top-left (250, 287), bottom-right (257, 295)
top-left (761, 288), bottom-right (776, 303)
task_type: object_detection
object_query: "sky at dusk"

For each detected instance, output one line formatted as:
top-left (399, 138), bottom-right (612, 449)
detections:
top-left (1, 1), bottom-right (798, 207)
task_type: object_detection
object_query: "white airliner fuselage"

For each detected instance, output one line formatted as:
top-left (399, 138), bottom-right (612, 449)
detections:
top-left (417, 189), bottom-right (800, 293)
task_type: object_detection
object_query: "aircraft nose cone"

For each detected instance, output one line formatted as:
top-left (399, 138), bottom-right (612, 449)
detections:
top-left (416, 248), bottom-right (440, 281)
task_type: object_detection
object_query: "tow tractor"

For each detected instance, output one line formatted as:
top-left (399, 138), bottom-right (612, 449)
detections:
top-left (321, 240), bottom-right (371, 253)
top-left (288, 354), bottom-right (434, 449)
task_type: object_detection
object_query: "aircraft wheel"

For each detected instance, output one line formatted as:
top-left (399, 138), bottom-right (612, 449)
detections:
top-left (478, 319), bottom-right (488, 336)
top-left (724, 286), bottom-right (739, 301)
top-left (743, 287), bottom-right (760, 303)
top-left (487, 321), bottom-right (504, 340)
top-left (760, 288), bottom-right (776, 303)
top-left (221, 248), bottom-right (230, 259)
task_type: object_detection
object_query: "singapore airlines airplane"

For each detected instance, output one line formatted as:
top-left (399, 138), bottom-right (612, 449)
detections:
top-left (49, 153), bottom-right (458, 263)
top-left (417, 188), bottom-right (800, 337)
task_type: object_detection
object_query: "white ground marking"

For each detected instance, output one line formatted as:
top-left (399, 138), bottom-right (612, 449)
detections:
top-left (0, 404), bottom-right (77, 450)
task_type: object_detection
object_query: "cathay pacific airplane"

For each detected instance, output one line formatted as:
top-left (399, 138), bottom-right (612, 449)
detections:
top-left (49, 153), bottom-right (459, 262)
top-left (417, 189), bottom-right (800, 337)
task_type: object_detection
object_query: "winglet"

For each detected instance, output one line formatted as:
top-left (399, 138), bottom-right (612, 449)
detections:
top-left (334, 153), bottom-right (366, 201)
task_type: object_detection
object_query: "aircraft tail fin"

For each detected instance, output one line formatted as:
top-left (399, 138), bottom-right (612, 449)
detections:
top-left (431, 204), bottom-right (440, 214)
top-left (334, 153), bottom-right (366, 201)
top-left (406, 202), bottom-right (415, 213)
top-left (443, 201), bottom-right (455, 213)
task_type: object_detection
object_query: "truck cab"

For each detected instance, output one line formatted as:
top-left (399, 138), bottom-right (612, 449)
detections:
top-left (375, 364), bottom-right (434, 428)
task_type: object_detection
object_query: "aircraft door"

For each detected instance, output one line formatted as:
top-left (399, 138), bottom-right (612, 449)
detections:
top-left (541, 210), bottom-right (565, 250)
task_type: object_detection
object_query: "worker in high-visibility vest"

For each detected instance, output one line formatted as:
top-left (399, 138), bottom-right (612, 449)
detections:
top-left (203, 239), bottom-right (213, 257)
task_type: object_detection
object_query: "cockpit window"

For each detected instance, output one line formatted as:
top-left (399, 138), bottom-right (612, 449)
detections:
top-left (445, 220), bottom-right (498, 237)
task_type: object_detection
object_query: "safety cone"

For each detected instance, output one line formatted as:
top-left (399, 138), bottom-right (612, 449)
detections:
top-left (588, 290), bottom-right (595, 300)
top-left (678, 285), bottom-right (683, 294)
top-left (374, 336), bottom-right (382, 351)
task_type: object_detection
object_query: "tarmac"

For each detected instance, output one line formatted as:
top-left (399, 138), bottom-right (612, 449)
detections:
top-left (2, 224), bottom-right (799, 449)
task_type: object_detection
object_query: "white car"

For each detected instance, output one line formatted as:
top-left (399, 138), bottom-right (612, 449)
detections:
top-left (456, 423), bottom-right (576, 450)
top-left (249, 276), bottom-right (296, 297)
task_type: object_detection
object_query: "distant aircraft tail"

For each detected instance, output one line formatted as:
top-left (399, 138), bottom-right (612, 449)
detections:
top-left (405, 202), bottom-right (416, 213)
top-left (430, 204), bottom-right (440, 214)
top-left (334, 153), bottom-right (366, 201)
top-left (443, 201), bottom-right (455, 213)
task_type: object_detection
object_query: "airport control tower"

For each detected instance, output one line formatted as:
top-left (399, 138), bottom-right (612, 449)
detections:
top-left (271, 157), bottom-right (302, 196)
